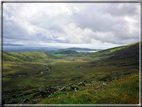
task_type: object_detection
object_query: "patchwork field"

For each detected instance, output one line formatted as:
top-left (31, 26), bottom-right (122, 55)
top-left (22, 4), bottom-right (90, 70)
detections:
top-left (2, 42), bottom-right (140, 104)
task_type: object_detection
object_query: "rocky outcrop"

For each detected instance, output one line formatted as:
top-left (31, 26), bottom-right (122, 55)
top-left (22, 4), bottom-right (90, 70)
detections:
top-left (95, 83), bottom-right (106, 90)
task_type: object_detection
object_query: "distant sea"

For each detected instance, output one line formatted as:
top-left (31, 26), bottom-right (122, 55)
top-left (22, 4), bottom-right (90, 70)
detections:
top-left (76, 50), bottom-right (97, 53)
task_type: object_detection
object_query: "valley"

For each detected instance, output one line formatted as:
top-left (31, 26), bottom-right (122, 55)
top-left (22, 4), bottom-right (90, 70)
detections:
top-left (2, 42), bottom-right (140, 104)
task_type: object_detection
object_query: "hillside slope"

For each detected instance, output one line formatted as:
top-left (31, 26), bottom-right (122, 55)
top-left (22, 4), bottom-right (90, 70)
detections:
top-left (2, 42), bottom-right (140, 104)
top-left (3, 51), bottom-right (58, 62)
top-left (89, 42), bottom-right (140, 67)
top-left (89, 42), bottom-right (139, 57)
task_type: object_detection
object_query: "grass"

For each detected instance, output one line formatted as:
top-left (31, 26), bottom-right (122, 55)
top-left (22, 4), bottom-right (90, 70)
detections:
top-left (2, 41), bottom-right (140, 104)
top-left (38, 74), bottom-right (139, 104)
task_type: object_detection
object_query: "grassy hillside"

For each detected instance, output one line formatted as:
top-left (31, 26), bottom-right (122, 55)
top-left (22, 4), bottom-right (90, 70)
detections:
top-left (2, 42), bottom-right (140, 104)
top-left (88, 42), bottom-right (139, 67)
top-left (3, 51), bottom-right (58, 62)
top-left (89, 42), bottom-right (139, 57)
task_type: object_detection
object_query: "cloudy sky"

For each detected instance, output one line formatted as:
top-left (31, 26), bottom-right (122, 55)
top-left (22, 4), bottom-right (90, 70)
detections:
top-left (3, 2), bottom-right (140, 49)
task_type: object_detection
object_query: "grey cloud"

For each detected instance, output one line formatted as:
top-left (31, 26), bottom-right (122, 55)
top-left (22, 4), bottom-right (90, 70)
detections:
top-left (104, 3), bottom-right (139, 17)
top-left (41, 36), bottom-right (70, 43)
top-left (71, 3), bottom-right (139, 44)
top-left (3, 17), bottom-right (26, 40)
top-left (49, 24), bottom-right (65, 34)
top-left (71, 5), bottom-right (127, 32)
top-left (3, 3), bottom-right (140, 47)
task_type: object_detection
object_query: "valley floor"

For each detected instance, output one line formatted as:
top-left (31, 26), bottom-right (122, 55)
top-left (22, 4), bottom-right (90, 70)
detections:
top-left (2, 42), bottom-right (140, 104)
top-left (2, 57), bottom-right (139, 104)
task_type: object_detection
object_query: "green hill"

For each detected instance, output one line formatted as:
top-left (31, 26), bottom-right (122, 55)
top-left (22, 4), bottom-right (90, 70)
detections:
top-left (3, 51), bottom-right (58, 62)
top-left (54, 50), bottom-right (78, 54)
top-left (50, 49), bottom-right (83, 58)
top-left (89, 42), bottom-right (139, 57)
top-left (88, 42), bottom-right (139, 67)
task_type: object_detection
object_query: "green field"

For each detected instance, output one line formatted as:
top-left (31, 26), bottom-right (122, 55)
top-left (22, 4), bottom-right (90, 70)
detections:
top-left (2, 42), bottom-right (140, 104)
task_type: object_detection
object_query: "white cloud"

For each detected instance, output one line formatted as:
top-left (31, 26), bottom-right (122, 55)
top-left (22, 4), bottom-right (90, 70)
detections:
top-left (3, 3), bottom-right (140, 49)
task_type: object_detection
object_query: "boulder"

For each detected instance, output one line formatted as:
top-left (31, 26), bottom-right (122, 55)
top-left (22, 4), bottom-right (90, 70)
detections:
top-left (23, 98), bottom-right (29, 103)
top-left (103, 83), bottom-right (106, 86)
top-left (74, 88), bottom-right (77, 91)
top-left (71, 86), bottom-right (79, 91)
top-left (95, 83), bottom-right (106, 89)
top-left (78, 82), bottom-right (85, 86)
top-left (59, 86), bottom-right (67, 91)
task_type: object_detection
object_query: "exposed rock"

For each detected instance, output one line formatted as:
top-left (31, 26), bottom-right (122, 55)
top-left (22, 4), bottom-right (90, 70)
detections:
top-left (103, 83), bottom-right (106, 86)
top-left (23, 98), bottom-right (29, 103)
top-left (59, 86), bottom-right (67, 91)
top-left (95, 83), bottom-right (106, 90)
top-left (71, 86), bottom-right (79, 91)
top-left (74, 88), bottom-right (77, 91)
top-left (78, 82), bottom-right (85, 86)
top-left (78, 82), bottom-right (82, 85)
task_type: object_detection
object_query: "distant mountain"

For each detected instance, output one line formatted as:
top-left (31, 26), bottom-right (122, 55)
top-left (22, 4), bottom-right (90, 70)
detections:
top-left (48, 49), bottom-right (83, 58)
top-left (67, 47), bottom-right (102, 51)
top-left (3, 47), bottom-right (102, 54)
top-left (54, 50), bottom-right (78, 54)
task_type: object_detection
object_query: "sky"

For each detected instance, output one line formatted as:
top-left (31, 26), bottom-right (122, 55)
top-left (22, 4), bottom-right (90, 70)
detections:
top-left (3, 2), bottom-right (141, 49)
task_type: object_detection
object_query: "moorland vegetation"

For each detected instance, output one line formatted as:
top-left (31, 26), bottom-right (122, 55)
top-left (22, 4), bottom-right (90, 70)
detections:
top-left (2, 42), bottom-right (140, 104)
